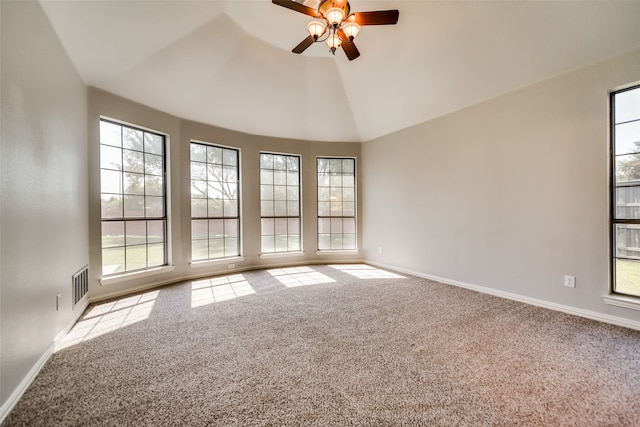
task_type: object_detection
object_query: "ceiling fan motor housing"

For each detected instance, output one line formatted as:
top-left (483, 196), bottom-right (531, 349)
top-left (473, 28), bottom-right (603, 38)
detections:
top-left (318, 0), bottom-right (351, 20)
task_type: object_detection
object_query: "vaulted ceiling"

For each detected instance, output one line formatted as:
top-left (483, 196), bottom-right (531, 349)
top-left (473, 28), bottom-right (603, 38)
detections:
top-left (40, 0), bottom-right (640, 142)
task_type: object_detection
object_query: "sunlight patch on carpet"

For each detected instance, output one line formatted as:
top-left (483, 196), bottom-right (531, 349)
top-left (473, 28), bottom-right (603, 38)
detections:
top-left (191, 274), bottom-right (255, 308)
top-left (330, 264), bottom-right (405, 279)
top-left (268, 266), bottom-right (336, 287)
top-left (56, 290), bottom-right (159, 351)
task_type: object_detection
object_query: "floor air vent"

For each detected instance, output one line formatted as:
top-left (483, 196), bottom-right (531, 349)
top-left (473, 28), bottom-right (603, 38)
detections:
top-left (73, 266), bottom-right (88, 307)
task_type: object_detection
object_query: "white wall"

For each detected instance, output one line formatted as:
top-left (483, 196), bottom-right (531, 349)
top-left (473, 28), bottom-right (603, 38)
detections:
top-left (1, 0), bottom-right (89, 415)
top-left (362, 47), bottom-right (640, 324)
top-left (87, 89), bottom-right (362, 301)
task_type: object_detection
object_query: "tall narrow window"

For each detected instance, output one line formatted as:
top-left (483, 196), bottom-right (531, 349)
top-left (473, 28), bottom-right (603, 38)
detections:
top-left (190, 142), bottom-right (240, 261)
top-left (100, 120), bottom-right (167, 276)
top-left (260, 153), bottom-right (301, 253)
top-left (612, 85), bottom-right (640, 297)
top-left (317, 157), bottom-right (356, 251)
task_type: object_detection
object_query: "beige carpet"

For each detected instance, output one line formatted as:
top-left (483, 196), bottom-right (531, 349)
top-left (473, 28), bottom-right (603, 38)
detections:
top-left (4, 264), bottom-right (640, 426)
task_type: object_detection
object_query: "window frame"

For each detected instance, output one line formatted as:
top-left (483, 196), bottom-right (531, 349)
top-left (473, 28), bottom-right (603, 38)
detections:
top-left (189, 140), bottom-right (242, 262)
top-left (99, 118), bottom-right (169, 277)
top-left (259, 152), bottom-right (302, 255)
top-left (316, 157), bottom-right (357, 252)
top-left (610, 84), bottom-right (640, 299)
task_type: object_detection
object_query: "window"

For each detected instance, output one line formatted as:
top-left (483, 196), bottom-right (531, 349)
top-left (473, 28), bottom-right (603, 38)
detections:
top-left (100, 120), bottom-right (167, 276)
top-left (260, 153), bottom-right (301, 253)
top-left (190, 142), bottom-right (240, 261)
top-left (611, 85), bottom-right (640, 297)
top-left (317, 158), bottom-right (356, 250)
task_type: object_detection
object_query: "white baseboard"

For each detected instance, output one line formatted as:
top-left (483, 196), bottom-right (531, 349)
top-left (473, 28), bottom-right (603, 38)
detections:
top-left (366, 260), bottom-right (640, 332)
top-left (0, 299), bottom-right (90, 424)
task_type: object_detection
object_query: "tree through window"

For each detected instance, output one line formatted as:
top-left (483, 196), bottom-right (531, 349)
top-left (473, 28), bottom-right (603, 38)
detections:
top-left (612, 85), bottom-right (640, 297)
top-left (100, 120), bottom-right (167, 276)
top-left (317, 158), bottom-right (356, 250)
top-left (190, 142), bottom-right (240, 261)
top-left (260, 153), bottom-right (301, 253)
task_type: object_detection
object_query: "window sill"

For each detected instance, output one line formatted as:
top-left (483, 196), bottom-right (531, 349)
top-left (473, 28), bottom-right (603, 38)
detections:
top-left (316, 250), bottom-right (359, 256)
top-left (189, 257), bottom-right (245, 268)
top-left (100, 265), bottom-right (175, 286)
top-left (259, 251), bottom-right (305, 259)
top-left (603, 294), bottom-right (640, 311)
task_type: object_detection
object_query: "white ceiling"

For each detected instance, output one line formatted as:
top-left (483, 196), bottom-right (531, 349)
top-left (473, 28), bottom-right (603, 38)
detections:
top-left (40, 0), bottom-right (640, 142)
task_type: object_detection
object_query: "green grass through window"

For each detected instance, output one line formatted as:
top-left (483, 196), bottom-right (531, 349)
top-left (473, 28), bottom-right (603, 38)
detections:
top-left (615, 259), bottom-right (640, 296)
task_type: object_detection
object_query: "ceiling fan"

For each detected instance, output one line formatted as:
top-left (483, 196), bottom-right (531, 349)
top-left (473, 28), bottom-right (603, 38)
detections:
top-left (272, 0), bottom-right (399, 61)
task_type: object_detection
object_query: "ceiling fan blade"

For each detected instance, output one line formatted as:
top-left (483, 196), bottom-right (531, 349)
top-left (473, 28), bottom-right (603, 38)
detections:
top-left (272, 0), bottom-right (322, 18)
top-left (292, 35), bottom-right (315, 54)
top-left (338, 29), bottom-right (360, 61)
top-left (341, 40), bottom-right (360, 61)
top-left (351, 10), bottom-right (399, 25)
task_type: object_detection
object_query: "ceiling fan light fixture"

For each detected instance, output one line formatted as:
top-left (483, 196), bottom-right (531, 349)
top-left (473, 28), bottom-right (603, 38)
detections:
top-left (307, 20), bottom-right (326, 39)
top-left (342, 21), bottom-right (361, 41)
top-left (326, 33), bottom-right (342, 53)
top-left (325, 7), bottom-right (345, 27)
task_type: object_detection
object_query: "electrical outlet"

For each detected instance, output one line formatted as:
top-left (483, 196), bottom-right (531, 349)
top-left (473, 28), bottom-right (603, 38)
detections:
top-left (56, 294), bottom-right (62, 310)
top-left (228, 263), bottom-right (235, 269)
top-left (378, 246), bottom-right (383, 254)
top-left (564, 275), bottom-right (576, 288)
